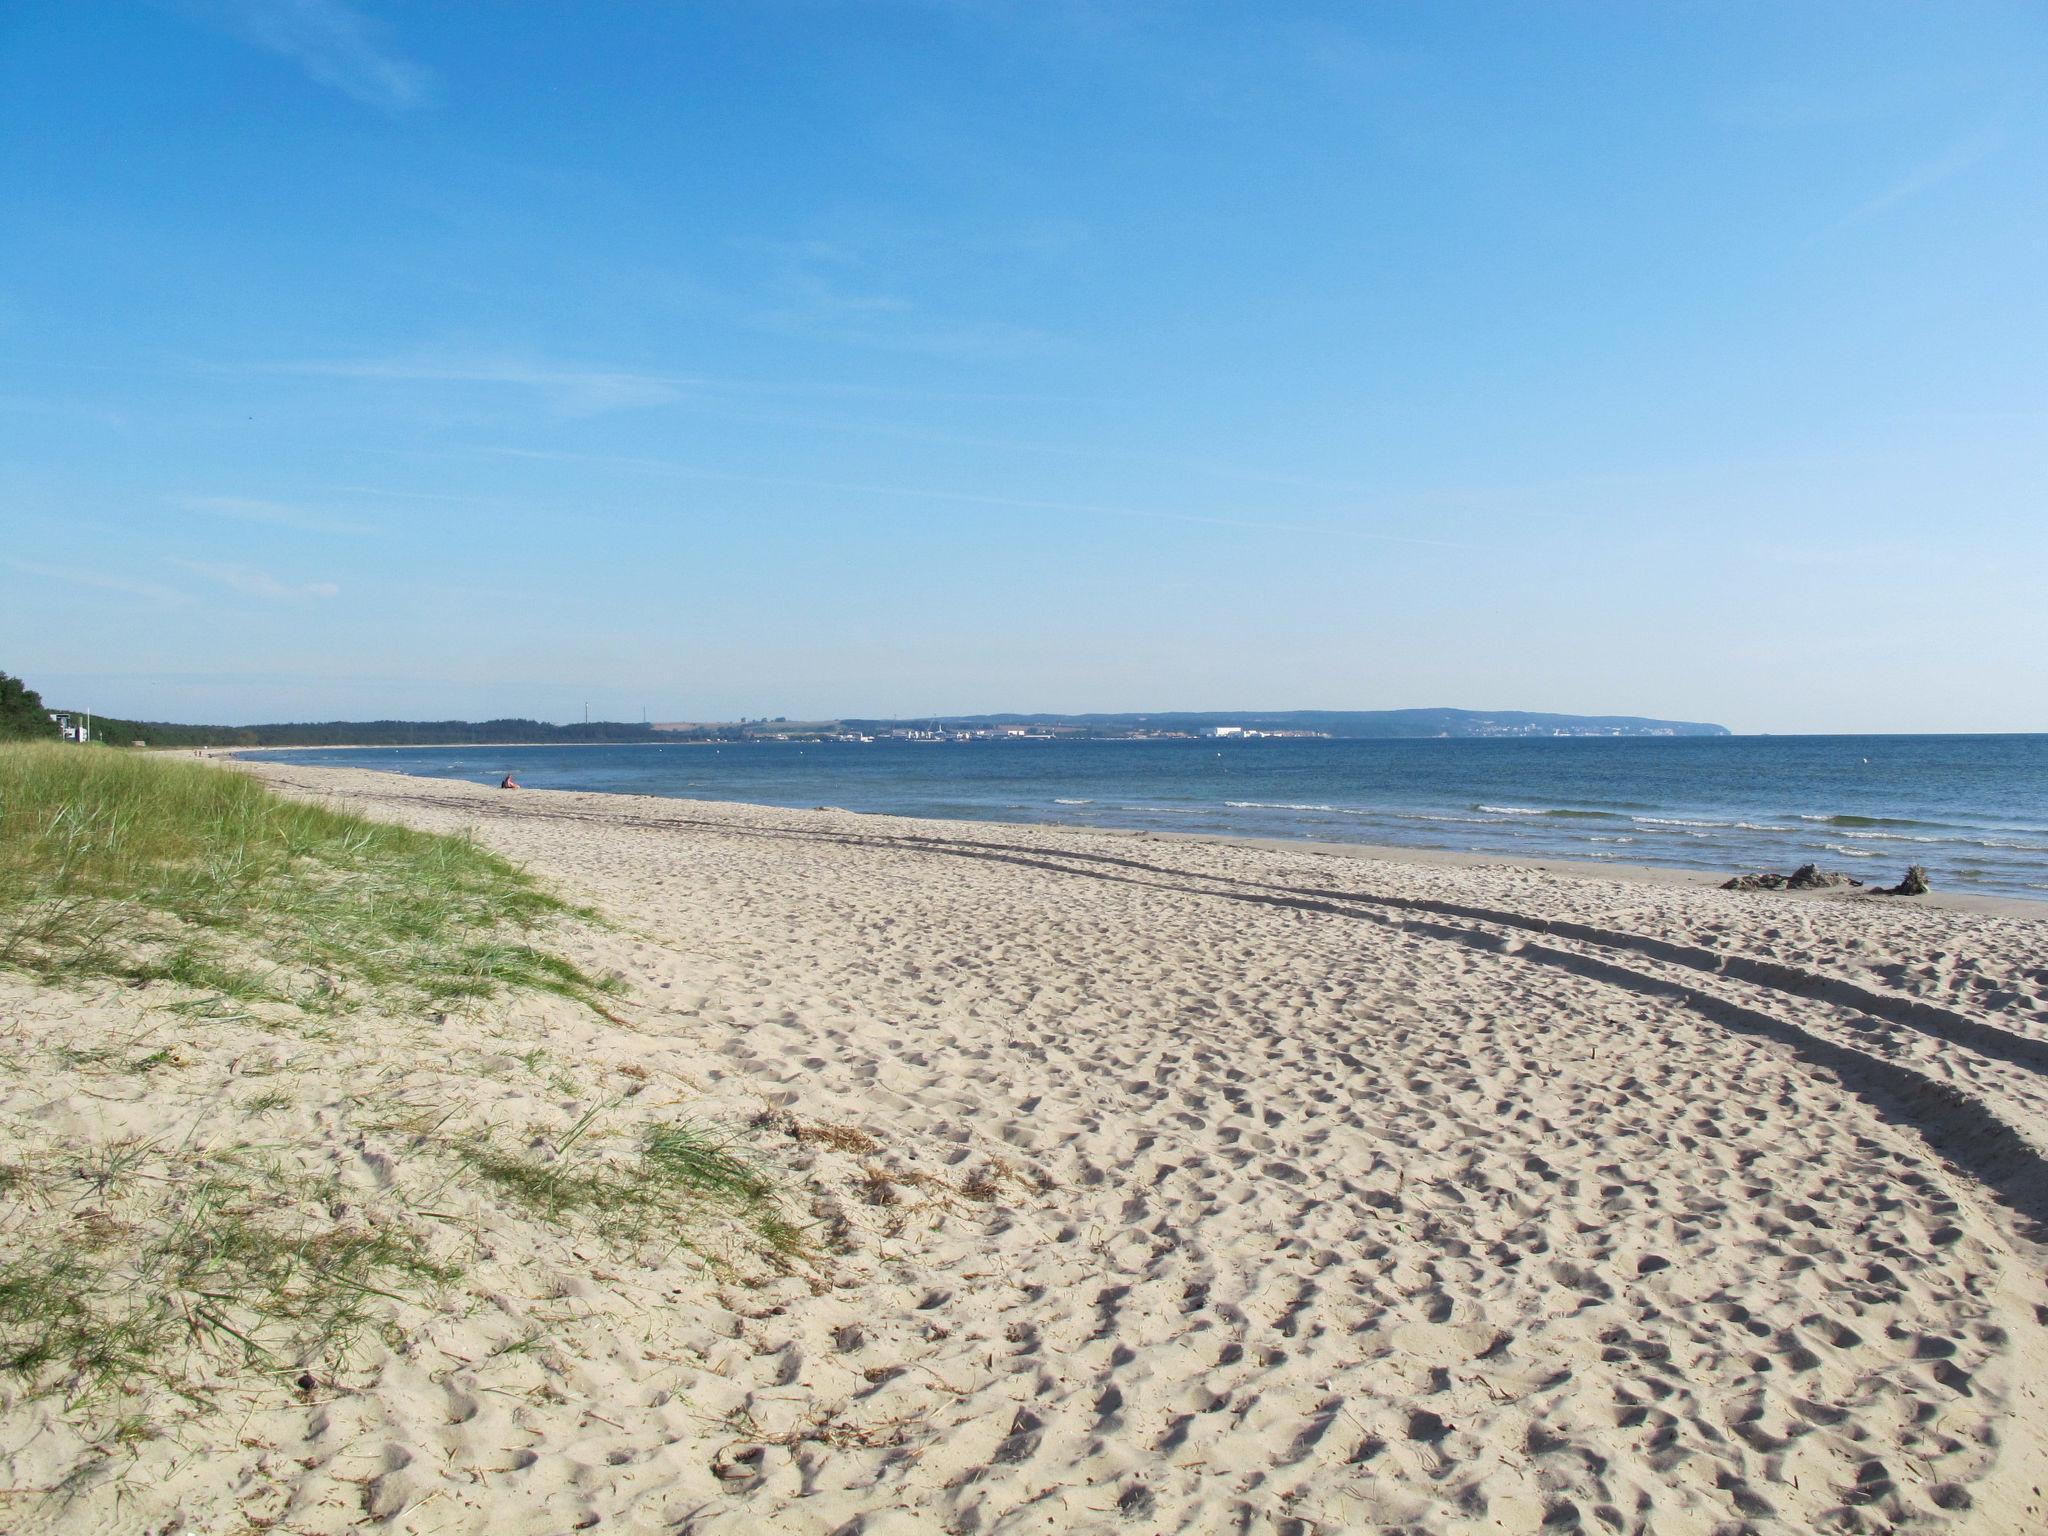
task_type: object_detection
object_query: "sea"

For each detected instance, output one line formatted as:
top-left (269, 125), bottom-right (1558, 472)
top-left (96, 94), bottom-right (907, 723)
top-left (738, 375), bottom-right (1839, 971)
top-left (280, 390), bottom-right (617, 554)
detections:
top-left (259, 735), bottom-right (2048, 901)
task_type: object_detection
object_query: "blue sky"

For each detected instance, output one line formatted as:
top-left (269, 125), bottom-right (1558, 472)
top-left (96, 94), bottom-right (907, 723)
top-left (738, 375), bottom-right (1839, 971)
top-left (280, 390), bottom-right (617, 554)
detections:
top-left (2, 1), bottom-right (2043, 732)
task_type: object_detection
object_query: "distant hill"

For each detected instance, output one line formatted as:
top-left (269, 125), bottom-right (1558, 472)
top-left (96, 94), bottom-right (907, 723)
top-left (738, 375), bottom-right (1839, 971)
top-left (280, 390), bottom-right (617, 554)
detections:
top-left (46, 706), bottom-right (1728, 749)
top-left (844, 709), bottom-right (1731, 739)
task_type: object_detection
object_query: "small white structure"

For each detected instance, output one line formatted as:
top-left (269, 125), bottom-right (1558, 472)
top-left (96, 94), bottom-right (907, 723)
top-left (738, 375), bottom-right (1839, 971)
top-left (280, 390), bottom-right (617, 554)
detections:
top-left (1204, 725), bottom-right (1244, 738)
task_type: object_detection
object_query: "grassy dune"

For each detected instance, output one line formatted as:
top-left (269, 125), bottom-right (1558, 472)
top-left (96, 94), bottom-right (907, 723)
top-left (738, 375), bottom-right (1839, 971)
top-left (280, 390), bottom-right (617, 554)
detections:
top-left (0, 741), bottom-right (612, 1013)
top-left (0, 745), bottom-right (801, 1440)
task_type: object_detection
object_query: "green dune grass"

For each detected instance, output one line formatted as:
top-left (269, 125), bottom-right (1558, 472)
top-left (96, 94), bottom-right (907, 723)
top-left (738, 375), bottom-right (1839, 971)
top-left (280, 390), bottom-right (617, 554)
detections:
top-left (0, 745), bottom-right (803, 1426)
top-left (0, 741), bottom-right (612, 1013)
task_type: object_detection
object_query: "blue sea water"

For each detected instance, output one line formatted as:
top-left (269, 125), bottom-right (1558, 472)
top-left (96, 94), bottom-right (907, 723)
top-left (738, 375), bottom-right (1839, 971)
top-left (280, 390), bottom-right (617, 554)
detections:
top-left (260, 735), bottom-right (2048, 900)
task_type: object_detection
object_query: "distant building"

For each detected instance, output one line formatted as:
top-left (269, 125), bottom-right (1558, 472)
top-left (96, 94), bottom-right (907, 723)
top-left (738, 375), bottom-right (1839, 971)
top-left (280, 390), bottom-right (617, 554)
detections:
top-left (1204, 726), bottom-right (1244, 738)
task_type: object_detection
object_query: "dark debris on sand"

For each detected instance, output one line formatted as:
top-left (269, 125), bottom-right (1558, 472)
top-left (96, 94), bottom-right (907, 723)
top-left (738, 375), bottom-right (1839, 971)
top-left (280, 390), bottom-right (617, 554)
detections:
top-left (1721, 861), bottom-right (1931, 897)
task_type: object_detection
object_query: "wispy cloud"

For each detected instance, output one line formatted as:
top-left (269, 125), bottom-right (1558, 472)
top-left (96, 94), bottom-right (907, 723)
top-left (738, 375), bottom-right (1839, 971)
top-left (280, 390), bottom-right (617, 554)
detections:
top-left (185, 0), bottom-right (434, 113)
top-left (0, 394), bottom-right (130, 429)
top-left (596, 397), bottom-right (1390, 498)
top-left (8, 559), bottom-right (193, 606)
top-left (245, 351), bottom-right (1096, 415)
top-left (470, 445), bottom-right (1472, 550)
top-left (313, 483), bottom-right (492, 504)
top-left (750, 240), bottom-right (1067, 358)
top-left (1712, 63), bottom-right (1986, 131)
top-left (174, 494), bottom-right (379, 537)
top-left (171, 559), bottom-right (341, 600)
top-left (1841, 128), bottom-right (2005, 227)
top-left (255, 355), bottom-right (696, 415)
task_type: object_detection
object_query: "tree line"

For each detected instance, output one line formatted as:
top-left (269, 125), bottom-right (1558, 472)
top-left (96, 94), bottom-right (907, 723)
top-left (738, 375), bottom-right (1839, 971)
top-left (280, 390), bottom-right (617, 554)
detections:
top-left (0, 672), bottom-right (675, 747)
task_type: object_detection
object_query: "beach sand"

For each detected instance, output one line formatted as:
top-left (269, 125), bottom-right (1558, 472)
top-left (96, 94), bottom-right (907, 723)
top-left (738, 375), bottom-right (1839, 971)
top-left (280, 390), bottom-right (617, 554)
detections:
top-left (6, 760), bottom-right (2046, 1534)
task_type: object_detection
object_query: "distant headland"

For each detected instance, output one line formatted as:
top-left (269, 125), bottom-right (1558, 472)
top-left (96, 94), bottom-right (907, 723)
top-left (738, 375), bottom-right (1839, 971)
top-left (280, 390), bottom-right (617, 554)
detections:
top-left (54, 707), bottom-right (1731, 749)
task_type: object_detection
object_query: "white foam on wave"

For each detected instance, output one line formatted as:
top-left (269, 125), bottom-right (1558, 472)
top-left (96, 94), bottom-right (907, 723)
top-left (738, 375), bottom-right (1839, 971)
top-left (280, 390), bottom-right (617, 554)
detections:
top-left (1053, 798), bottom-right (1093, 805)
top-left (1634, 816), bottom-right (1793, 833)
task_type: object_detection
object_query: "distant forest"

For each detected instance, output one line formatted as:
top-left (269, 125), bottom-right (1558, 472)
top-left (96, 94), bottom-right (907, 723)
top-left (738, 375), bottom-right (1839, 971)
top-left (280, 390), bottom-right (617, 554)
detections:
top-left (49, 717), bottom-right (674, 749)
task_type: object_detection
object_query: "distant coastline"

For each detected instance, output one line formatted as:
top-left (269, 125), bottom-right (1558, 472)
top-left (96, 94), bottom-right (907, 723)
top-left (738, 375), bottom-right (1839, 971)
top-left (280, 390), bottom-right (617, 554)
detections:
top-left (71, 705), bottom-right (1731, 750)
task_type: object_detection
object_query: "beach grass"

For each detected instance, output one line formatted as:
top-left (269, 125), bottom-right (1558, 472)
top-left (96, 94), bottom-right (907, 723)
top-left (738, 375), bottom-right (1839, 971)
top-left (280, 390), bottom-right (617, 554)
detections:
top-left (0, 1142), bottom-right (461, 1413)
top-left (455, 1115), bottom-right (806, 1263)
top-left (0, 742), bottom-right (614, 1014)
top-left (0, 745), bottom-right (805, 1425)
top-left (0, 1110), bottom-right (803, 1418)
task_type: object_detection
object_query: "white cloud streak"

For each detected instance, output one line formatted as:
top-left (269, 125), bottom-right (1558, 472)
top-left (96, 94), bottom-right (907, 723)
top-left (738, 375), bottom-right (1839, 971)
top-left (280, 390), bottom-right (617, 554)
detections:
top-left (471, 446), bottom-right (1474, 550)
top-left (174, 494), bottom-right (379, 537)
top-left (190, 0), bottom-right (434, 113)
top-left (1841, 128), bottom-right (2005, 226)
top-left (748, 239), bottom-right (1068, 358)
top-left (7, 559), bottom-right (193, 606)
top-left (256, 356), bottom-right (703, 415)
top-left (170, 559), bottom-right (341, 600)
top-left (239, 352), bottom-right (1102, 413)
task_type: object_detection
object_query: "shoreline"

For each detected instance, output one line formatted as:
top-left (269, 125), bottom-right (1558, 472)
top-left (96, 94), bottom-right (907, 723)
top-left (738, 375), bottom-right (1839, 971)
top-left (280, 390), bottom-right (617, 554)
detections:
top-left (233, 753), bottom-right (2048, 919)
top-left (1135, 826), bottom-right (2048, 919)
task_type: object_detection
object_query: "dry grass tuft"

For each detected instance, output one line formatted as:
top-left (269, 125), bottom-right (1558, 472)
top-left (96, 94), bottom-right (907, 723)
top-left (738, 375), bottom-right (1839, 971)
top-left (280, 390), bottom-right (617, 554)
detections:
top-left (858, 1166), bottom-right (900, 1207)
top-left (956, 1167), bottom-right (1004, 1203)
top-left (792, 1121), bottom-right (881, 1156)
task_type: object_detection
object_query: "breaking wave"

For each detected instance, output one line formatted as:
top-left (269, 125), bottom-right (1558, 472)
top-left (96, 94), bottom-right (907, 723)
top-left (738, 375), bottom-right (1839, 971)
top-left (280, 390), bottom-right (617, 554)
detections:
top-left (1474, 804), bottom-right (1623, 819)
top-left (1797, 813), bottom-right (1951, 829)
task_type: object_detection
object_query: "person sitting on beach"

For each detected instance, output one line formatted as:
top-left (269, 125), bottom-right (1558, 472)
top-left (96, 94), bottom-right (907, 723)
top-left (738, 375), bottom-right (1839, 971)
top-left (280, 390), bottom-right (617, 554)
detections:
top-left (500, 772), bottom-right (519, 789)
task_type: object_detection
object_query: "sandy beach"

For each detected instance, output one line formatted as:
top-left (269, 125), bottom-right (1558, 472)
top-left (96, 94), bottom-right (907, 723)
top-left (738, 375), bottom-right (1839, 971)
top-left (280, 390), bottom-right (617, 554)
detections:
top-left (6, 759), bottom-right (2047, 1534)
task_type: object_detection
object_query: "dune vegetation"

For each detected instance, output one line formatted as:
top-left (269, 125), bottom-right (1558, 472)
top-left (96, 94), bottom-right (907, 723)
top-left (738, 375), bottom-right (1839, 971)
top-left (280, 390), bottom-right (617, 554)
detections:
top-left (0, 745), bottom-right (801, 1453)
top-left (0, 740), bottom-right (614, 1012)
